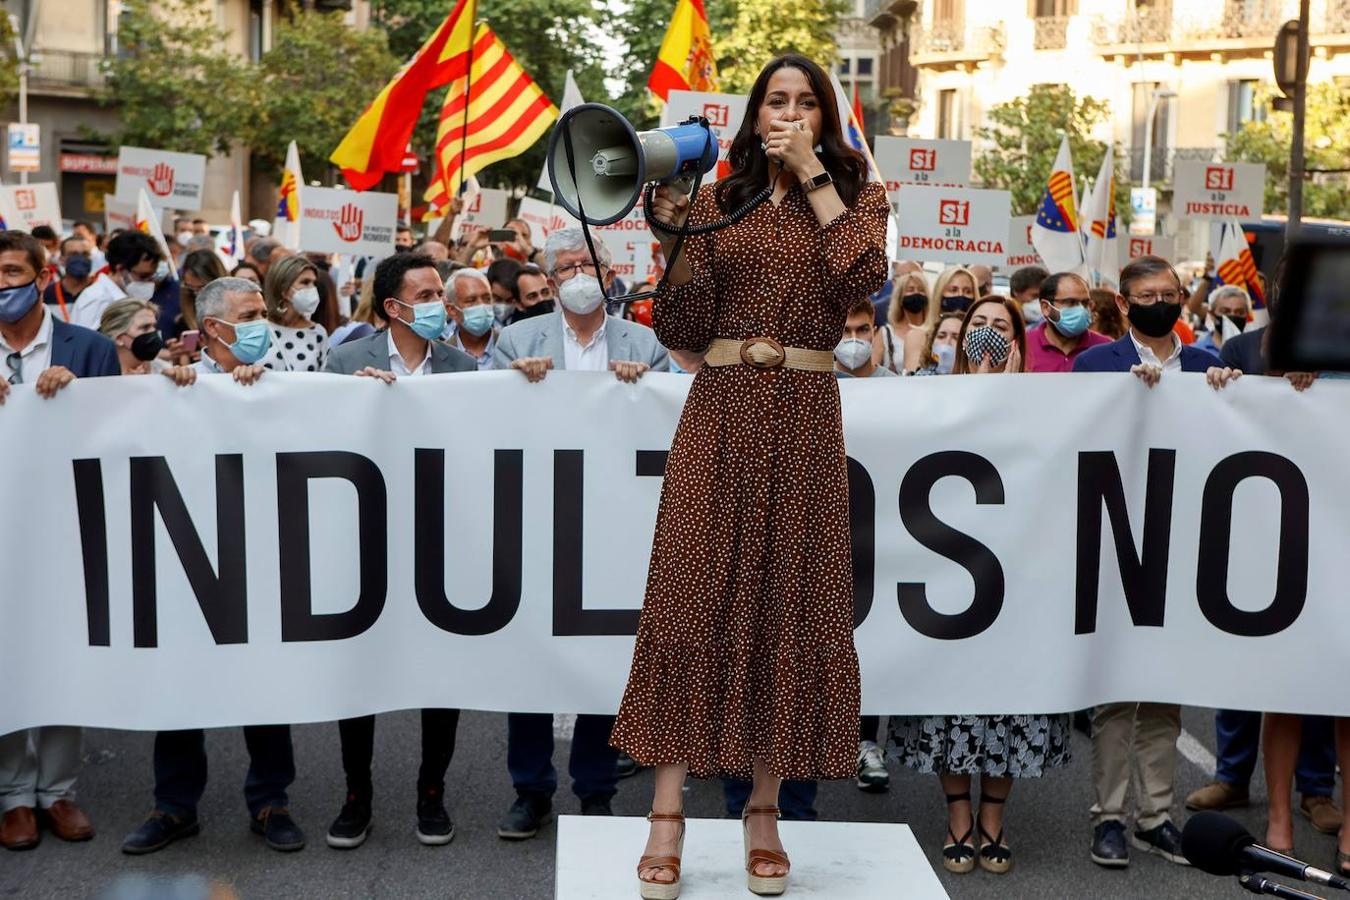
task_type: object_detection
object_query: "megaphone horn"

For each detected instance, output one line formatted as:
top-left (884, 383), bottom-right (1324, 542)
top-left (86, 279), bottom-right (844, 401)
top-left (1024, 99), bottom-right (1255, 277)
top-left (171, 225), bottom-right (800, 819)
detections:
top-left (547, 103), bottom-right (718, 227)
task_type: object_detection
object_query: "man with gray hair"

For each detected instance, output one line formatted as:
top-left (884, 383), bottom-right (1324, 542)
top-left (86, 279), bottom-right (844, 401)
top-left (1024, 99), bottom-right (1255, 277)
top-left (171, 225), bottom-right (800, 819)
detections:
top-left (247, 238), bottom-right (283, 278)
top-left (190, 276), bottom-right (271, 385)
top-left (1195, 284), bottom-right (1251, 356)
top-left (494, 227), bottom-right (668, 384)
top-left (444, 267), bottom-right (499, 369)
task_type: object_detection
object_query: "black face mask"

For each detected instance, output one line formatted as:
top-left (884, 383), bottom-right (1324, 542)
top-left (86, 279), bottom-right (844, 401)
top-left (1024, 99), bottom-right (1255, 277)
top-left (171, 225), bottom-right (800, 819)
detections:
top-left (1223, 314), bottom-right (1248, 335)
top-left (901, 292), bottom-right (928, 314)
top-left (130, 330), bottom-right (165, 362)
top-left (394, 244), bottom-right (412, 254)
top-left (512, 299), bottom-right (554, 321)
top-left (940, 295), bottom-right (972, 314)
top-left (1127, 301), bottom-right (1181, 338)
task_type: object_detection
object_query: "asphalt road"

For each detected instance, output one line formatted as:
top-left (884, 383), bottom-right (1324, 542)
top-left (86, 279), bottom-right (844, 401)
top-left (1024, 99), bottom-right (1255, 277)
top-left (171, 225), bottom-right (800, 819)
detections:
top-left (2, 706), bottom-right (1342, 900)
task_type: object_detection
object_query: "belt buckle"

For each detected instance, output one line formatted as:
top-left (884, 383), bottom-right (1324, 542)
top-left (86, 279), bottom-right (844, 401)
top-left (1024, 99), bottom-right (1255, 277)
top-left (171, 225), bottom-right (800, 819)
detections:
top-left (739, 336), bottom-right (786, 369)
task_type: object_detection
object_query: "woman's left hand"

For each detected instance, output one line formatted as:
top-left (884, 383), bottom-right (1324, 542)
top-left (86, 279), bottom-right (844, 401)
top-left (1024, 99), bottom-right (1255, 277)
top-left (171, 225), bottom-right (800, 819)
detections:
top-left (764, 119), bottom-right (820, 180)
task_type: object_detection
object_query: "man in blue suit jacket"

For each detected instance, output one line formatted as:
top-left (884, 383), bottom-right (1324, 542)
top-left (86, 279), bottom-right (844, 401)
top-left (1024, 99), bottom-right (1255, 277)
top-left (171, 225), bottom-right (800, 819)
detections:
top-left (0, 229), bottom-right (118, 850)
top-left (1072, 255), bottom-right (1238, 389)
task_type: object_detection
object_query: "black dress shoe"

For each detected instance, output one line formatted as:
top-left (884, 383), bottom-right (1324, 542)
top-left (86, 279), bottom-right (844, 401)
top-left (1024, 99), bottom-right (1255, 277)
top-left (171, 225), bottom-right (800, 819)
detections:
top-left (497, 794), bottom-right (551, 840)
top-left (580, 796), bottom-right (614, 816)
top-left (252, 806), bottom-right (306, 852)
top-left (122, 810), bottom-right (201, 855)
top-left (416, 786), bottom-right (455, 846)
top-left (326, 794), bottom-right (372, 850)
top-left (1090, 820), bottom-right (1129, 868)
top-left (1132, 821), bottom-right (1189, 865)
top-left (616, 752), bottom-right (641, 779)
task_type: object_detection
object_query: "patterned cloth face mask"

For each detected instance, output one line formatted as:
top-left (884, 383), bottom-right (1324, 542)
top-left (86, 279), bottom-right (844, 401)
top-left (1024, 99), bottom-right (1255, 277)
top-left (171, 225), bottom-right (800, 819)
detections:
top-left (962, 325), bottom-right (1011, 368)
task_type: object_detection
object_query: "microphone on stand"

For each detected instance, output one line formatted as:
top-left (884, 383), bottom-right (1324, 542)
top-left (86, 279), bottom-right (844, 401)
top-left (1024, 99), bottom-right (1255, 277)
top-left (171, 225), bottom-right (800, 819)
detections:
top-left (1239, 872), bottom-right (1329, 900)
top-left (1182, 812), bottom-right (1349, 892)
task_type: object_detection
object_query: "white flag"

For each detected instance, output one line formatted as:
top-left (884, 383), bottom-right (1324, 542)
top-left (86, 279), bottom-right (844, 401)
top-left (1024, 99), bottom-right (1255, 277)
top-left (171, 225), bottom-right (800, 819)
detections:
top-left (1030, 135), bottom-right (1085, 276)
top-left (135, 188), bottom-right (177, 278)
top-left (538, 71), bottom-right (586, 194)
top-left (227, 190), bottom-right (247, 265)
top-left (1083, 147), bottom-right (1119, 287)
top-left (275, 140), bottom-right (304, 249)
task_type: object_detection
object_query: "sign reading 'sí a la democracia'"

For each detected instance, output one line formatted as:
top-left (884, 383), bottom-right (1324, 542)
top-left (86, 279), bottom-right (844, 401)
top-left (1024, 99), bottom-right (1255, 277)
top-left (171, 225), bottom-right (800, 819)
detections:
top-left (114, 147), bottom-right (207, 211)
top-left (4, 372), bottom-right (1347, 735)
top-left (297, 186), bottom-right (398, 257)
top-left (1171, 161), bottom-right (1265, 221)
top-left (894, 185), bottom-right (1011, 267)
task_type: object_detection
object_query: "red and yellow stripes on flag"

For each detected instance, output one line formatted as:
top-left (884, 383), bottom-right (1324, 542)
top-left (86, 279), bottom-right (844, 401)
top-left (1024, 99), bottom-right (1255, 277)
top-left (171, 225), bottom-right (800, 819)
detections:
top-left (423, 24), bottom-right (558, 217)
top-left (1047, 171), bottom-right (1077, 230)
top-left (648, 0), bottom-right (718, 102)
top-left (330, 0), bottom-right (477, 191)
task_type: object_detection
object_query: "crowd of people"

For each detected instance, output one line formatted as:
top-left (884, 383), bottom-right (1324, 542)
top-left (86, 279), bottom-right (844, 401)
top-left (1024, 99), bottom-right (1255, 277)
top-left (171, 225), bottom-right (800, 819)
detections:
top-left (0, 210), bottom-right (1346, 887)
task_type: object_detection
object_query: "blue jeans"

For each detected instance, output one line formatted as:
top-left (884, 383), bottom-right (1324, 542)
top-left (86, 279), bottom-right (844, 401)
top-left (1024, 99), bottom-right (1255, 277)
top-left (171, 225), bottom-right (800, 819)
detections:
top-left (507, 713), bottom-right (618, 803)
top-left (153, 726), bottom-right (295, 819)
top-left (722, 777), bottom-right (818, 821)
top-left (1214, 710), bottom-right (1335, 797)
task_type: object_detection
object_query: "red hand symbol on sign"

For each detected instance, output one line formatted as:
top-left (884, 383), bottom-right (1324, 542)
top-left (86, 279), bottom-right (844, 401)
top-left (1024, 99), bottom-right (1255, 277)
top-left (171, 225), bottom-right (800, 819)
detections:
top-left (333, 203), bottom-right (364, 242)
top-left (148, 163), bottom-right (175, 197)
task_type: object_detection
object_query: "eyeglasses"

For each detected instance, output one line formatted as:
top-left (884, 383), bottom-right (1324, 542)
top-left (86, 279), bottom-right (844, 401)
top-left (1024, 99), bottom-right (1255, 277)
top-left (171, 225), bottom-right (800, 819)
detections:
top-left (1127, 290), bottom-right (1181, 306)
top-left (5, 351), bottom-right (21, 385)
top-left (551, 261), bottom-right (601, 280)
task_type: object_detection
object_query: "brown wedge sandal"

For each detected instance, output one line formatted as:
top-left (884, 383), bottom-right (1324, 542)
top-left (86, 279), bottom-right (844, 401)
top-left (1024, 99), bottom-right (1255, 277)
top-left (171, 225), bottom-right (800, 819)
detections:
top-left (743, 805), bottom-right (790, 896)
top-left (637, 811), bottom-right (686, 900)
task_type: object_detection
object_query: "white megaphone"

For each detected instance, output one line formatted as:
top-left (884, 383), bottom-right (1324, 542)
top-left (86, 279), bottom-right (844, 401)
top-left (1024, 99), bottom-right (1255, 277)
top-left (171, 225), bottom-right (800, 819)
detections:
top-left (547, 103), bottom-right (718, 226)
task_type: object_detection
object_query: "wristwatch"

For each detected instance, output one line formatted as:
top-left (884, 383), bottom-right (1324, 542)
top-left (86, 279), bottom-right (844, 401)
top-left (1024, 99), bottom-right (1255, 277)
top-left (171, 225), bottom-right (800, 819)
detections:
top-left (801, 170), bottom-right (833, 193)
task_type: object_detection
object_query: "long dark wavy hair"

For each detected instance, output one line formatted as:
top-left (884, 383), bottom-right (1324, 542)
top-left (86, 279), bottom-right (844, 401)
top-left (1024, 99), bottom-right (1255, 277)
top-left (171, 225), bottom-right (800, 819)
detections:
top-left (715, 54), bottom-right (869, 214)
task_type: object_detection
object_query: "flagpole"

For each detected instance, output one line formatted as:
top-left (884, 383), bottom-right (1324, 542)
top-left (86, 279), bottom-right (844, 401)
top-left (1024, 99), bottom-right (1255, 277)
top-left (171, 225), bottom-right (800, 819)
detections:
top-left (456, 8), bottom-right (481, 199)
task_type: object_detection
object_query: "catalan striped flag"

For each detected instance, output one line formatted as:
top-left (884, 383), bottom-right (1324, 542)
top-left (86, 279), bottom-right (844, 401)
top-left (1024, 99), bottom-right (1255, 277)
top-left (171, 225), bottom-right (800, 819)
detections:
top-left (1031, 135), bottom-right (1085, 275)
top-left (423, 24), bottom-right (558, 217)
top-left (1215, 218), bottom-right (1267, 313)
top-left (648, 0), bottom-right (718, 102)
top-left (330, 0), bottom-right (476, 191)
top-left (1084, 147), bottom-right (1118, 285)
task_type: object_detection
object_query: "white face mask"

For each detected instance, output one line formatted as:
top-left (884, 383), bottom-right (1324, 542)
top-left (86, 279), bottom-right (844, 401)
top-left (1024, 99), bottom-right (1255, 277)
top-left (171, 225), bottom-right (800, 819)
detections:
top-left (834, 337), bottom-right (872, 371)
top-left (125, 279), bottom-right (156, 301)
top-left (290, 285), bottom-right (321, 319)
top-left (1021, 299), bottom-right (1044, 325)
top-left (175, 231), bottom-right (193, 246)
top-left (557, 272), bottom-right (605, 315)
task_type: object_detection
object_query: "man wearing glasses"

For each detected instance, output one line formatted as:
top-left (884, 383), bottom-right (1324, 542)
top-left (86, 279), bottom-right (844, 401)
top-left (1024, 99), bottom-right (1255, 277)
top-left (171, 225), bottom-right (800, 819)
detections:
top-left (1071, 255), bottom-right (1239, 871)
top-left (493, 228), bottom-right (669, 385)
top-left (1024, 271), bottom-right (1112, 373)
top-left (0, 230), bottom-right (118, 851)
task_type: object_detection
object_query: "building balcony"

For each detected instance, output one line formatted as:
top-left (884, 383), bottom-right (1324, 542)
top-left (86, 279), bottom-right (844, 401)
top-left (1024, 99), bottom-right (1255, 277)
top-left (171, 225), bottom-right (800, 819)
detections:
top-left (1092, 0), bottom-right (1348, 55)
top-left (1127, 146), bottom-right (1220, 184)
top-left (1033, 16), bottom-right (1071, 50)
top-left (28, 50), bottom-right (107, 96)
top-left (910, 20), bottom-right (1005, 68)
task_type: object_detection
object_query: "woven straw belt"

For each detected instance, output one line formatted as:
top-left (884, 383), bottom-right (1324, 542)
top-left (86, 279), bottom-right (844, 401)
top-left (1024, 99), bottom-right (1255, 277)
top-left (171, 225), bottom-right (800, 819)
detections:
top-left (703, 337), bottom-right (835, 373)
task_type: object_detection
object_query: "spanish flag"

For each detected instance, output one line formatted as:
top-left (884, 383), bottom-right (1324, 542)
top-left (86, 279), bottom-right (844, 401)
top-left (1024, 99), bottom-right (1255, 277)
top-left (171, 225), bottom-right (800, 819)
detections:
top-left (423, 24), bottom-right (558, 217)
top-left (648, 0), bottom-right (718, 102)
top-left (330, 0), bottom-right (476, 191)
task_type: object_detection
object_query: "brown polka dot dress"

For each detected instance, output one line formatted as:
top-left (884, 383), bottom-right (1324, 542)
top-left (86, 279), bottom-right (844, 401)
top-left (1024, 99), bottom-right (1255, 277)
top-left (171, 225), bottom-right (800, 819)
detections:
top-left (610, 179), bottom-right (889, 780)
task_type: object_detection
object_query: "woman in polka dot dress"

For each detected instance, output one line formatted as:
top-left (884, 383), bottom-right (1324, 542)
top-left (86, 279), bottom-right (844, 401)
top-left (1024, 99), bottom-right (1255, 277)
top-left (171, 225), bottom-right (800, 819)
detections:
top-left (611, 55), bottom-right (887, 898)
top-left (260, 254), bottom-right (329, 372)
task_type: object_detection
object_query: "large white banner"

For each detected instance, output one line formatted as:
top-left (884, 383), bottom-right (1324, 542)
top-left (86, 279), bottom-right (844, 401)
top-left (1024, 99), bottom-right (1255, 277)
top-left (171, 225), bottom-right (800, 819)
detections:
top-left (1172, 161), bottom-right (1265, 221)
top-left (114, 146), bottom-right (207, 210)
top-left (2, 372), bottom-right (1347, 734)
top-left (298, 186), bottom-right (398, 257)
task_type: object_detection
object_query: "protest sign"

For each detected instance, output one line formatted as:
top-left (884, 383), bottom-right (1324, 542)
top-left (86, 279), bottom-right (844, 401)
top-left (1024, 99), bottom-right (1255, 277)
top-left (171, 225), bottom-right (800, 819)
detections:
top-left (1172, 161), bottom-right (1265, 221)
top-left (297, 186), bottom-right (398, 257)
top-left (2, 183), bottom-right (61, 231)
top-left (661, 91), bottom-right (749, 181)
top-left (516, 196), bottom-right (579, 241)
top-left (4, 373), bottom-right (1348, 733)
top-left (1124, 234), bottom-right (1177, 263)
top-left (895, 185), bottom-right (1011, 267)
top-left (114, 146), bottom-right (207, 210)
top-left (104, 196), bottom-right (136, 233)
top-left (449, 187), bottom-right (510, 241)
top-left (874, 137), bottom-right (972, 204)
top-left (999, 215), bottom-right (1044, 272)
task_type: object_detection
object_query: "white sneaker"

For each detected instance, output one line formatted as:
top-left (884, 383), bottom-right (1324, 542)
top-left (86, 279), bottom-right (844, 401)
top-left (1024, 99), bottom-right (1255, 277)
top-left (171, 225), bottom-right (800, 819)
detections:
top-left (856, 740), bottom-right (890, 793)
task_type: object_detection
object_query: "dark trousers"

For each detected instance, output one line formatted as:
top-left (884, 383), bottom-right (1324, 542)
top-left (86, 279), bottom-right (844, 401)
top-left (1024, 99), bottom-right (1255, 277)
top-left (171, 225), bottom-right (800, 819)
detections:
top-left (722, 777), bottom-right (819, 821)
top-left (338, 709), bottom-right (460, 798)
top-left (507, 713), bottom-right (618, 803)
top-left (860, 716), bottom-right (881, 743)
top-left (1214, 709), bottom-right (1336, 797)
top-left (154, 726), bottom-right (294, 819)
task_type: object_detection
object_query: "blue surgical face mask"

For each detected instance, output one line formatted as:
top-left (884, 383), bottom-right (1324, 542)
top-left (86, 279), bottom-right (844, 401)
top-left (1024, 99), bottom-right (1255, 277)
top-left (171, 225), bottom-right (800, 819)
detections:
top-left (460, 304), bottom-right (495, 337)
top-left (0, 280), bottom-right (40, 323)
top-left (215, 318), bottom-right (271, 364)
top-left (395, 299), bottom-right (447, 340)
top-left (933, 342), bottom-right (956, 375)
top-left (64, 255), bottom-right (92, 279)
top-left (1049, 302), bottom-right (1091, 338)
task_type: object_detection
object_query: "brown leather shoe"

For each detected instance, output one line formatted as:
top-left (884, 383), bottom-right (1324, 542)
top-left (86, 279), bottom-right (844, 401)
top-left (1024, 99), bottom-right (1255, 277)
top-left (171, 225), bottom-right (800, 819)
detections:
top-left (1, 807), bottom-right (39, 850)
top-left (1300, 795), bottom-right (1342, 835)
top-left (43, 799), bottom-right (94, 842)
top-left (1184, 781), bottom-right (1249, 811)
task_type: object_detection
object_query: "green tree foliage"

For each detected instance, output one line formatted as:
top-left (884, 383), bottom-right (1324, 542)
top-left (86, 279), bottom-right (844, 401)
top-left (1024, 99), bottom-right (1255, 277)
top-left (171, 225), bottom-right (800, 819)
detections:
top-left (0, 15), bottom-right (19, 109)
top-left (710, 0), bottom-right (847, 95)
top-left (1224, 82), bottom-right (1350, 221)
top-left (250, 10), bottom-right (399, 182)
top-left (973, 84), bottom-right (1128, 221)
top-left (612, 0), bottom-right (676, 130)
top-left (97, 0), bottom-right (248, 157)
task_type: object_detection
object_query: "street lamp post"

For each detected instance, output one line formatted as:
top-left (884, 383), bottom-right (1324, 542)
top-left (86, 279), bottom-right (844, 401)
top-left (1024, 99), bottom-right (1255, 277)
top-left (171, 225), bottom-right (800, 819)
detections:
top-left (8, 12), bottom-right (27, 186)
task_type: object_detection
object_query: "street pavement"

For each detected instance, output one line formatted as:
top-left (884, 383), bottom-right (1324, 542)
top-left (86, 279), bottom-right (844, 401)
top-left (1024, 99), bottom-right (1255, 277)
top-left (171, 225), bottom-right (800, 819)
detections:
top-left (2, 706), bottom-right (1343, 899)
